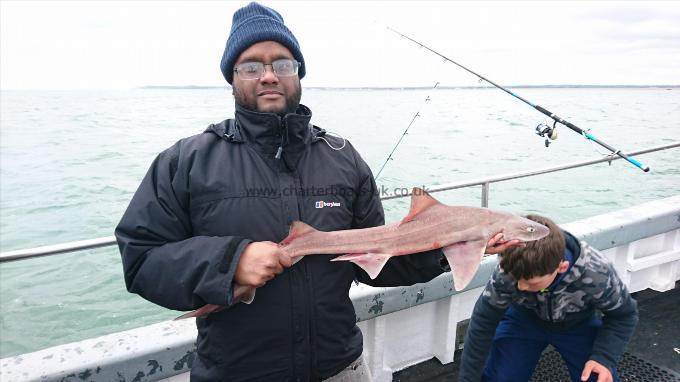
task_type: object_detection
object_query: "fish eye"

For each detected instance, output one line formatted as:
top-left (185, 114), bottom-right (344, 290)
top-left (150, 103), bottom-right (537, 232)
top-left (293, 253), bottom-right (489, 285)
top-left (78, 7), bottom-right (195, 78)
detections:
top-left (526, 227), bottom-right (535, 233)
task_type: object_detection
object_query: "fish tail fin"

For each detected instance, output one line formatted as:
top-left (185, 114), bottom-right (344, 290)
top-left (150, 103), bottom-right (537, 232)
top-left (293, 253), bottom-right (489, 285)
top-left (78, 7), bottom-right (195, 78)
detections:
top-left (174, 304), bottom-right (225, 320)
top-left (174, 284), bottom-right (256, 320)
top-left (332, 253), bottom-right (393, 279)
top-left (281, 221), bottom-right (319, 245)
top-left (234, 284), bottom-right (256, 304)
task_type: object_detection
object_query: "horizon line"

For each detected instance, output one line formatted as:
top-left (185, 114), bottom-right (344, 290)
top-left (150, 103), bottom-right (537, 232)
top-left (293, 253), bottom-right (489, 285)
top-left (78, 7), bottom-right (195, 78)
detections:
top-left (2, 84), bottom-right (679, 91)
top-left (139, 84), bottom-right (680, 90)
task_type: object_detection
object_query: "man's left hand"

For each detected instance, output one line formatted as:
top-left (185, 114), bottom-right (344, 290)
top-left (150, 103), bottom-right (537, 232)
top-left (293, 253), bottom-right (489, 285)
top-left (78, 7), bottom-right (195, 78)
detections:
top-left (581, 360), bottom-right (613, 382)
top-left (485, 233), bottom-right (526, 254)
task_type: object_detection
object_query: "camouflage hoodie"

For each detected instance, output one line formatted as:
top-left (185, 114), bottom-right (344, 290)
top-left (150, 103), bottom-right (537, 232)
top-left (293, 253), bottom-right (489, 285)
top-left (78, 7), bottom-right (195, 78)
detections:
top-left (458, 231), bottom-right (639, 382)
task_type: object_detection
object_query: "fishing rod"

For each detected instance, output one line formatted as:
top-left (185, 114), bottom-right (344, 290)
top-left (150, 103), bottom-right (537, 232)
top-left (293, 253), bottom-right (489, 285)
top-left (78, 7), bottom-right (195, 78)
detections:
top-left (387, 26), bottom-right (650, 172)
top-left (375, 82), bottom-right (439, 180)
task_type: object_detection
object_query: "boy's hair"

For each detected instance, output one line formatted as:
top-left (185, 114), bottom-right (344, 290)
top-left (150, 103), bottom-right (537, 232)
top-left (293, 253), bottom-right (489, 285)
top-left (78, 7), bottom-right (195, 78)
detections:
top-left (499, 214), bottom-right (565, 280)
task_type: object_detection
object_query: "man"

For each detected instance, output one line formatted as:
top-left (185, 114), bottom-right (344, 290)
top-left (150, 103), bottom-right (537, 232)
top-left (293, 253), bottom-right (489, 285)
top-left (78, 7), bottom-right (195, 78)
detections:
top-left (459, 215), bottom-right (638, 382)
top-left (116, 3), bottom-right (515, 380)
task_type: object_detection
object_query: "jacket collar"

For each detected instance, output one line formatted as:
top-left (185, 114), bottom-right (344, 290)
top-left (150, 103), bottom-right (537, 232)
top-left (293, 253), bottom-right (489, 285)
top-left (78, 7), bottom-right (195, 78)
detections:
top-left (234, 103), bottom-right (312, 160)
top-left (207, 104), bottom-right (315, 171)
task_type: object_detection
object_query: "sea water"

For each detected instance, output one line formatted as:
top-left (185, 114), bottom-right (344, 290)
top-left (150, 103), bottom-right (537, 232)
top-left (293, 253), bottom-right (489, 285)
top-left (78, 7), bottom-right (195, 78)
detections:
top-left (1, 87), bottom-right (679, 357)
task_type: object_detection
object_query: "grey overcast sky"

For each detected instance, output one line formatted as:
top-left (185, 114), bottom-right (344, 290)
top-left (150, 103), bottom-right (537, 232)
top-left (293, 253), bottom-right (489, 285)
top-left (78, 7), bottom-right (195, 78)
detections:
top-left (1, 1), bottom-right (679, 90)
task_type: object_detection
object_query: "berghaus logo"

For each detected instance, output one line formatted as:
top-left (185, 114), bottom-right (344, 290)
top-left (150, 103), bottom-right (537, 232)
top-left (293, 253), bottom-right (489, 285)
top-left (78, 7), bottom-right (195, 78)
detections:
top-left (315, 201), bottom-right (341, 209)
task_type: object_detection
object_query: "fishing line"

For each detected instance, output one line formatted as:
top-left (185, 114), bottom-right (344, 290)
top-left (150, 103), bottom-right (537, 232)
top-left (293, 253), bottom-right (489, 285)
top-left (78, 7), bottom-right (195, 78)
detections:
top-left (387, 26), bottom-right (650, 172)
top-left (375, 82), bottom-right (440, 180)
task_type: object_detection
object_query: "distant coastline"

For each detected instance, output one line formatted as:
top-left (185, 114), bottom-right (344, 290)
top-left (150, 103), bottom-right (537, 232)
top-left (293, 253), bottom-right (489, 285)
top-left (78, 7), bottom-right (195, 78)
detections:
top-left (139, 84), bottom-right (680, 90)
top-left (2, 85), bottom-right (677, 92)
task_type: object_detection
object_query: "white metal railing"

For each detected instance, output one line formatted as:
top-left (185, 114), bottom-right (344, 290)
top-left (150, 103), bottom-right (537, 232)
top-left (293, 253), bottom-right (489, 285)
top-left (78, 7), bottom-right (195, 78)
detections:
top-left (1, 141), bottom-right (678, 264)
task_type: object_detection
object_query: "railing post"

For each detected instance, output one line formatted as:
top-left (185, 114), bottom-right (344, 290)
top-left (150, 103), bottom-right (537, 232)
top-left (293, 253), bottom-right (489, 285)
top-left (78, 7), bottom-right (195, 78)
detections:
top-left (481, 182), bottom-right (490, 207)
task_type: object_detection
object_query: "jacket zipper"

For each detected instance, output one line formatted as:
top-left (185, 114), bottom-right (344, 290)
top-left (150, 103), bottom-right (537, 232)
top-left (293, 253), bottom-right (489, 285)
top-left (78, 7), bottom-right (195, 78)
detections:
top-left (275, 118), bottom-right (287, 159)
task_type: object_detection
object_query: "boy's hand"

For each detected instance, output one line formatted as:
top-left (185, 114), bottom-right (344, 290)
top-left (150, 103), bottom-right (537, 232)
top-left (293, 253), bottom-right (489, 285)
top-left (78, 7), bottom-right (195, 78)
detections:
top-left (485, 233), bottom-right (526, 254)
top-left (581, 360), bottom-right (613, 382)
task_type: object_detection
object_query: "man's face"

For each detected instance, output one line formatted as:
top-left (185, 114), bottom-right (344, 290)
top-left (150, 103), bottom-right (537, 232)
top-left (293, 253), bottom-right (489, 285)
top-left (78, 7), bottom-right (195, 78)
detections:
top-left (232, 41), bottom-right (302, 114)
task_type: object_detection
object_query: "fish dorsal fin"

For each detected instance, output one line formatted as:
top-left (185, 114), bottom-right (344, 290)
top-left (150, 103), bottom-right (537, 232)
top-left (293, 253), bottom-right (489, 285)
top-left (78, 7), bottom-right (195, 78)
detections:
top-left (281, 221), bottom-right (318, 245)
top-left (399, 187), bottom-right (441, 226)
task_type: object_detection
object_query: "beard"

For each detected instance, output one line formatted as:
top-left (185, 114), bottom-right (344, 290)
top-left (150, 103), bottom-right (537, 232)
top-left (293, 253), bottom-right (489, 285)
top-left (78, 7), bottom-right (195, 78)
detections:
top-left (232, 80), bottom-right (302, 115)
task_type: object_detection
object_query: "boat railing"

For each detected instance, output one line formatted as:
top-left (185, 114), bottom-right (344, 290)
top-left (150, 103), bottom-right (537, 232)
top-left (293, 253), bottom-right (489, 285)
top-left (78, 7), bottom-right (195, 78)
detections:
top-left (1, 142), bottom-right (679, 382)
top-left (1, 141), bottom-right (678, 263)
top-left (2, 193), bottom-right (679, 382)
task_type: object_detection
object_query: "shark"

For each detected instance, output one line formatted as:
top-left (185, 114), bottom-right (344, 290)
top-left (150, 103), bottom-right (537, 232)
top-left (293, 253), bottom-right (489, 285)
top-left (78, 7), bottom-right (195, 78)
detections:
top-left (176, 187), bottom-right (549, 319)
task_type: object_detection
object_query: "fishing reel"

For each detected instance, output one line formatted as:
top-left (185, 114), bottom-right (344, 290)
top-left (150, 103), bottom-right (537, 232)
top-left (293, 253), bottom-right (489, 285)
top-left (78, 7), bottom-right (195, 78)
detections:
top-left (536, 121), bottom-right (558, 147)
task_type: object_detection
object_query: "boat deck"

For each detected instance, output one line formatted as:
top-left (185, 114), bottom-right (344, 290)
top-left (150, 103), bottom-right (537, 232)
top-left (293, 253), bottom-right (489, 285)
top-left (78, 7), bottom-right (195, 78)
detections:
top-left (394, 282), bottom-right (680, 381)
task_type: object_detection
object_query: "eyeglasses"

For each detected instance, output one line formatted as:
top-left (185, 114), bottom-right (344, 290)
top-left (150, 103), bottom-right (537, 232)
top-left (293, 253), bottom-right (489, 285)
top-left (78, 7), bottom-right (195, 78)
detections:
top-left (233, 59), bottom-right (301, 80)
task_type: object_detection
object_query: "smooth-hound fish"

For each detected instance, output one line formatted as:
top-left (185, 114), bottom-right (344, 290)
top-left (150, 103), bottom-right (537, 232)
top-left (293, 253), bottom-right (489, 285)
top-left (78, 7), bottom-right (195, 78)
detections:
top-left (176, 187), bottom-right (549, 319)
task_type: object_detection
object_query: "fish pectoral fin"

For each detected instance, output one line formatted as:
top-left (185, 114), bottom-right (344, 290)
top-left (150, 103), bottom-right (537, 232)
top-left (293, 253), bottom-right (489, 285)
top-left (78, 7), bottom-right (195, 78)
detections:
top-left (442, 240), bottom-right (487, 291)
top-left (281, 221), bottom-right (319, 245)
top-left (332, 253), bottom-right (393, 279)
top-left (399, 187), bottom-right (442, 226)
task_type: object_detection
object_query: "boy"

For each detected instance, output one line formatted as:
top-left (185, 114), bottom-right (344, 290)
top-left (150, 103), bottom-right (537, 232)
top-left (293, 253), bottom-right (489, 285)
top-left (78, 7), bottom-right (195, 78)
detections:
top-left (459, 215), bottom-right (638, 382)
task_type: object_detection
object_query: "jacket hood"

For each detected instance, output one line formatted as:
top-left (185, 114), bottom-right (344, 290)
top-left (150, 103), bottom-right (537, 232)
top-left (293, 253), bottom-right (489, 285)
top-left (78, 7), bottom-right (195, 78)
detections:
top-left (543, 230), bottom-right (581, 290)
top-left (552, 230), bottom-right (588, 287)
top-left (563, 230), bottom-right (582, 269)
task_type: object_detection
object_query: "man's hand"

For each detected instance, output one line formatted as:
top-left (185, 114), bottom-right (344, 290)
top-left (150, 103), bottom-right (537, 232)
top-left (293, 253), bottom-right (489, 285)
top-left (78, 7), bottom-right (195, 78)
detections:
top-left (484, 233), bottom-right (526, 255)
top-left (581, 360), bottom-right (613, 382)
top-left (234, 241), bottom-right (292, 288)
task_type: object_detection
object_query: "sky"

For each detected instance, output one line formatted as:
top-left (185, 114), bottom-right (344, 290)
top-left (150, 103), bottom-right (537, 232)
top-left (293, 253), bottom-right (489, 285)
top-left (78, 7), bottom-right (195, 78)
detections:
top-left (1, 1), bottom-right (679, 90)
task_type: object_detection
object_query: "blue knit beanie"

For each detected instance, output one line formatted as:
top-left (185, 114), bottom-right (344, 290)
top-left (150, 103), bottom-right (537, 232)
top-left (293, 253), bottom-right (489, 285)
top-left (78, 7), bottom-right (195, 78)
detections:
top-left (220, 2), bottom-right (305, 84)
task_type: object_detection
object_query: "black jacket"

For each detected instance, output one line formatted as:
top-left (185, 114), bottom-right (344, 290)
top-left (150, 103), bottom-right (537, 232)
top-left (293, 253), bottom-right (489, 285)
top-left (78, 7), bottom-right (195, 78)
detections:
top-left (115, 105), bottom-right (445, 381)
